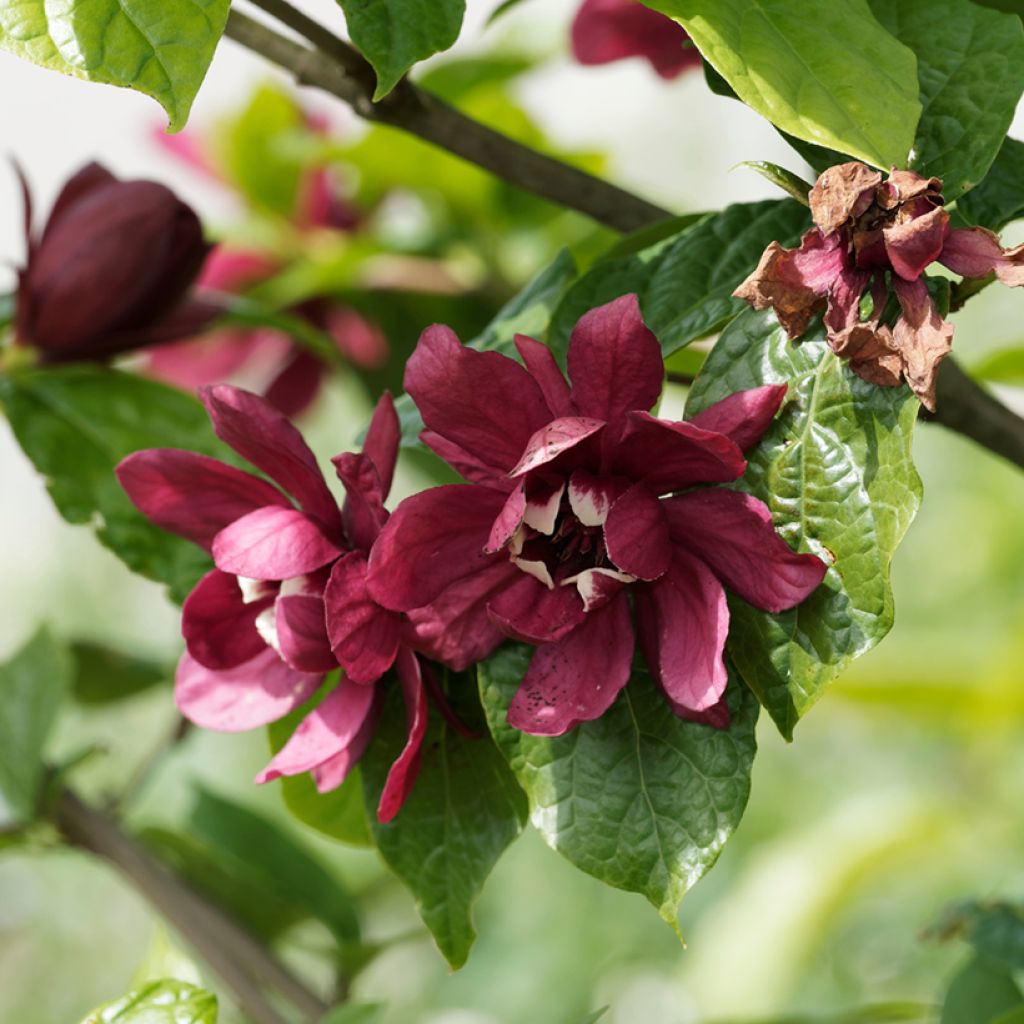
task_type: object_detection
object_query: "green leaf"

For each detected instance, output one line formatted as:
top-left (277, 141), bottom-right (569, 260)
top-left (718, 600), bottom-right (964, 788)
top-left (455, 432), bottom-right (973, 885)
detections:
top-left (686, 310), bottom-right (922, 738)
top-left (930, 900), bottom-right (1024, 972)
top-left (320, 1005), bottom-right (386, 1024)
top-left (0, 292), bottom-right (13, 329)
top-left (955, 138), bottom-right (1024, 231)
top-left (0, 0), bottom-right (230, 132)
top-left (69, 642), bottom-right (167, 706)
top-left (0, 366), bottom-right (232, 604)
top-left (0, 628), bottom-right (71, 823)
top-left (478, 646), bottom-right (758, 933)
top-left (487, 0), bottom-right (531, 24)
top-left (970, 346), bottom-right (1024, 386)
top-left (717, 1007), bottom-right (935, 1024)
top-left (548, 199), bottom-right (808, 363)
top-left (643, 0), bottom-right (920, 168)
top-left (941, 956), bottom-right (1023, 1024)
top-left (994, 1010), bottom-right (1024, 1024)
top-left (737, 162), bottom-right (812, 205)
top-left (869, 0), bottom-right (1024, 200)
top-left (81, 979), bottom-right (217, 1024)
top-left (361, 673), bottom-right (528, 968)
top-left (336, 0), bottom-right (466, 99)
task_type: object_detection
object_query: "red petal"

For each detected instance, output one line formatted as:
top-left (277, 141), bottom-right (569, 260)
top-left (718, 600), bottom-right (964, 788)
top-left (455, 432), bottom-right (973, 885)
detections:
top-left (376, 648), bottom-right (429, 823)
top-left (883, 205), bottom-right (949, 281)
top-left (514, 334), bottom-right (574, 417)
top-left (604, 485), bottom-right (670, 580)
top-left (421, 430), bottom-right (517, 491)
top-left (940, 226), bottom-right (1024, 287)
top-left (508, 417), bottom-right (606, 477)
top-left (334, 451), bottom-right (386, 551)
top-left (182, 569), bottom-right (271, 670)
top-left (687, 385), bottom-right (788, 453)
top-left (263, 349), bottom-right (326, 418)
top-left (275, 593), bottom-right (337, 673)
top-left (212, 506), bottom-right (343, 579)
top-left (488, 574), bottom-right (586, 643)
top-left (486, 481), bottom-right (527, 552)
top-left (362, 392), bottom-right (400, 498)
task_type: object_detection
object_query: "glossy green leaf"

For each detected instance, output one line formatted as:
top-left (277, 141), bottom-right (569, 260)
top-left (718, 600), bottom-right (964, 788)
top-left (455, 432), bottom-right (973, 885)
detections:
top-left (642, 0), bottom-right (920, 168)
top-left (869, 0), bottom-right (1024, 200)
top-left (0, 366), bottom-right (233, 604)
top-left (69, 642), bottom-right (167, 706)
top-left (686, 310), bottom-right (922, 738)
top-left (336, 0), bottom-right (466, 99)
top-left (955, 138), bottom-right (1024, 231)
top-left (81, 980), bottom-right (217, 1024)
top-left (479, 646), bottom-right (758, 933)
top-left (549, 199), bottom-right (808, 363)
top-left (941, 956), bottom-right (1023, 1024)
top-left (0, 0), bottom-right (230, 132)
top-left (0, 629), bottom-right (70, 822)
top-left (738, 162), bottom-right (812, 205)
top-left (361, 673), bottom-right (528, 968)
top-left (970, 345), bottom-right (1024, 386)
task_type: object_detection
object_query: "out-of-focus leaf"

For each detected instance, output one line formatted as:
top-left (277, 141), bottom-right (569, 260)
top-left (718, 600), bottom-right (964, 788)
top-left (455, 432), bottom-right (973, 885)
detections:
top-left (69, 642), bottom-right (167, 706)
top-left (361, 672), bottom-right (527, 968)
top-left (0, 292), bottom-right (13, 329)
top-left (929, 900), bottom-right (1024, 971)
top-left (320, 1005), bottom-right (386, 1024)
top-left (80, 980), bottom-right (217, 1024)
top-left (955, 138), bottom-right (1024, 230)
top-left (0, 1), bottom-right (229, 132)
top-left (129, 926), bottom-right (202, 988)
top-left (994, 1010), bottom-right (1024, 1024)
top-left (970, 346), bottom-right (1024, 387)
top-left (643, 0), bottom-right (920, 168)
top-left (336, 0), bottom-right (466, 99)
top-left (487, 0), bottom-right (532, 25)
top-left (869, 0), bottom-right (1024, 200)
top-left (716, 1004), bottom-right (936, 1023)
top-left (0, 628), bottom-right (70, 823)
top-left (577, 1009), bottom-right (610, 1024)
top-left (479, 646), bottom-right (758, 934)
top-left (738, 162), bottom-right (812, 205)
top-left (940, 956), bottom-right (1022, 1024)
top-left (0, 366), bottom-right (232, 604)
top-left (549, 199), bottom-right (808, 363)
top-left (418, 55), bottom-right (532, 100)
top-left (686, 311), bottom-right (921, 737)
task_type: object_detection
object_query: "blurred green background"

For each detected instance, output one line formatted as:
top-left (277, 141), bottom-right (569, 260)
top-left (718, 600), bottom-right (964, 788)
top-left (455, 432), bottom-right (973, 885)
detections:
top-left (1, 1), bottom-right (1023, 1022)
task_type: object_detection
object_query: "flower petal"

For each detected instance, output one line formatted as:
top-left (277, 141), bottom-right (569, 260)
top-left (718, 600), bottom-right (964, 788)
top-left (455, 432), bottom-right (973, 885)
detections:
top-left (212, 506), bottom-right (343, 580)
top-left (377, 648), bottom-right (429, 823)
top-left (275, 593), bottom-right (337, 673)
top-left (367, 485), bottom-right (506, 611)
top-left (421, 430), bottom-right (517, 491)
top-left (310, 706), bottom-right (378, 793)
top-left (116, 449), bottom-right (289, 550)
top-left (891, 277), bottom-right (954, 411)
top-left (405, 324), bottom-right (552, 474)
top-left (362, 392), bottom-right (401, 498)
top-left (333, 451), bottom-right (386, 551)
top-left (567, 469), bottom-right (623, 526)
top-left (808, 162), bottom-right (881, 235)
top-left (486, 481), bottom-right (527, 553)
top-left (514, 334), bottom-right (574, 417)
top-left (182, 569), bottom-right (270, 670)
top-left (634, 549), bottom-right (729, 713)
top-left (567, 294), bottom-right (663, 423)
top-left (883, 205), bottom-right (949, 281)
top-left (506, 594), bottom-right (634, 736)
top-left (662, 489), bottom-right (827, 611)
top-left (488, 573), bottom-right (586, 643)
top-left (255, 677), bottom-right (377, 783)
top-left (175, 648), bottom-right (321, 732)
top-left (508, 417), bottom-right (606, 477)
top-left (565, 567), bottom-right (635, 613)
top-left (611, 411), bottom-right (746, 492)
top-left (325, 552), bottom-right (401, 684)
top-left (939, 226), bottom-right (1024, 287)
top-left (263, 349), bottom-right (326, 419)
top-left (200, 384), bottom-right (341, 531)
top-left (604, 485), bottom-right (671, 580)
top-left (523, 476), bottom-right (565, 535)
top-left (687, 385), bottom-right (787, 453)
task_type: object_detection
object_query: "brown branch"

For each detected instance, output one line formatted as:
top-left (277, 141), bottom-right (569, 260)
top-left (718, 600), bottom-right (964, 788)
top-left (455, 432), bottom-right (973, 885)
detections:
top-left (226, 2), bottom-right (1024, 471)
top-left (54, 789), bottom-right (328, 1024)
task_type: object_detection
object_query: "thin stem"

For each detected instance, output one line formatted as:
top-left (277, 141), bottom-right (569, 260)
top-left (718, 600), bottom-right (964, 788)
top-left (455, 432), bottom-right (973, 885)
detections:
top-left (114, 715), bottom-right (193, 812)
top-left (54, 789), bottom-right (328, 1024)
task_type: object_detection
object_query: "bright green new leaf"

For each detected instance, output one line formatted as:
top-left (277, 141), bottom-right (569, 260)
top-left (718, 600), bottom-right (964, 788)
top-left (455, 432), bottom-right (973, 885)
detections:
top-left (0, 628), bottom-right (70, 823)
top-left (80, 980), bottom-right (217, 1024)
top-left (738, 162), bottom-right (812, 205)
top-left (0, 0), bottom-right (230, 131)
top-left (336, 0), bottom-right (466, 99)
top-left (479, 646), bottom-right (758, 933)
top-left (0, 367), bottom-right (236, 604)
top-left (642, 0), bottom-right (920, 168)
top-left (869, 0), bottom-right (1024, 200)
top-left (955, 138), bottom-right (1024, 231)
top-left (69, 642), bottom-right (167, 706)
top-left (361, 675), bottom-right (528, 968)
top-left (941, 956), bottom-right (1023, 1024)
top-left (686, 310), bottom-right (922, 738)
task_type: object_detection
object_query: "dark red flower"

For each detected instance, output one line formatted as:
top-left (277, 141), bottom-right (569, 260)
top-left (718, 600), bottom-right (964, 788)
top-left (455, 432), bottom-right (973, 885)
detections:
top-left (734, 161), bottom-right (1024, 409)
top-left (367, 295), bottom-right (826, 736)
top-left (571, 0), bottom-right (702, 79)
top-left (117, 385), bottom-right (424, 822)
top-left (14, 162), bottom-right (216, 363)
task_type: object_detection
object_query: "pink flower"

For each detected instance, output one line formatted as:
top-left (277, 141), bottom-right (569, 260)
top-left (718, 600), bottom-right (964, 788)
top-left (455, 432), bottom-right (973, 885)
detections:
top-left (571, 0), bottom-right (702, 79)
top-left (735, 161), bottom-right (1024, 410)
top-left (116, 385), bottom-right (424, 822)
top-left (367, 295), bottom-right (827, 736)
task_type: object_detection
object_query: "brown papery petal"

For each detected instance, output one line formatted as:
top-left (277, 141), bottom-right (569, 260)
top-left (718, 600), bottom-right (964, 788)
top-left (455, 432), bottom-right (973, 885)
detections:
top-left (829, 323), bottom-right (904, 390)
top-left (809, 162), bottom-right (882, 234)
top-left (891, 278), bottom-right (954, 411)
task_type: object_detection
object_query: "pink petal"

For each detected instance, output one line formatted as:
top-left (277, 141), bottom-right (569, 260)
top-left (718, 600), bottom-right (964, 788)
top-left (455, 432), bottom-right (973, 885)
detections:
top-left (255, 677), bottom-right (377, 783)
top-left (367, 485), bottom-right (506, 612)
top-left (144, 330), bottom-right (265, 391)
top-left (376, 648), bottom-right (429, 823)
top-left (604, 485), bottom-right (670, 580)
top-left (310, 702), bottom-right (380, 793)
top-left (421, 430), bottom-right (517, 491)
top-left (486, 482), bottom-right (527, 553)
top-left (116, 449), bottom-right (289, 551)
top-left (182, 569), bottom-right (271, 670)
top-left (488, 573), bottom-right (586, 643)
top-left (362, 392), bottom-right (400, 498)
top-left (175, 648), bottom-right (321, 732)
top-left (200, 384), bottom-right (342, 531)
top-left (668, 693), bottom-right (731, 729)
top-left (198, 246), bottom-right (279, 292)
top-left (611, 411), bottom-right (746, 493)
top-left (275, 593), bottom-right (338, 673)
top-left (883, 205), bottom-right (949, 281)
top-left (940, 226), bottom-right (1024, 287)
top-left (567, 294), bottom-right (663, 424)
top-left (891, 277), bottom-right (954, 411)
top-left (323, 307), bottom-right (389, 370)
top-left (634, 549), bottom-right (728, 713)
top-left (212, 506), bottom-right (343, 580)
top-left (687, 385), bottom-right (788, 453)
top-left (508, 417), bottom-right (606, 477)
top-left (823, 266), bottom-right (872, 335)
top-left (506, 594), bottom-right (634, 736)
top-left (403, 559), bottom-right (521, 671)
top-left (334, 452), bottom-right (386, 552)
top-left (325, 552), bottom-right (401, 684)
top-left (405, 324), bottom-right (553, 474)
top-left (514, 334), bottom-right (573, 417)
top-left (566, 567), bottom-right (634, 613)
top-left (662, 489), bottom-right (828, 611)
